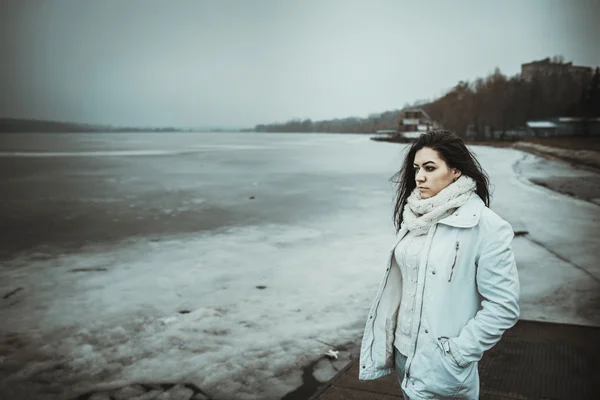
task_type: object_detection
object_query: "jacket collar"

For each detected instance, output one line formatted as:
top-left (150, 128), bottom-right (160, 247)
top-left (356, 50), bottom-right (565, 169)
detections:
top-left (437, 194), bottom-right (485, 228)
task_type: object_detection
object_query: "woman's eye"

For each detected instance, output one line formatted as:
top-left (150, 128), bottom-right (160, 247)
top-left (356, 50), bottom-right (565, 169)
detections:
top-left (425, 167), bottom-right (435, 172)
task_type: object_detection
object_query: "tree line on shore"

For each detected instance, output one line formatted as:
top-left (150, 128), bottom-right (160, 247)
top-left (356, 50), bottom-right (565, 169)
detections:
top-left (423, 66), bottom-right (600, 140)
top-left (254, 59), bottom-right (600, 139)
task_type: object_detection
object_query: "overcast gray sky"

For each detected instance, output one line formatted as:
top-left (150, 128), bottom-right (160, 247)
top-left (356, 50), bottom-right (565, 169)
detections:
top-left (1, 0), bottom-right (599, 128)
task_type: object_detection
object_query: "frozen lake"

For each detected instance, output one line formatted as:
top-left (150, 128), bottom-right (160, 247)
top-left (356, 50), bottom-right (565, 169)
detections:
top-left (1, 132), bottom-right (599, 399)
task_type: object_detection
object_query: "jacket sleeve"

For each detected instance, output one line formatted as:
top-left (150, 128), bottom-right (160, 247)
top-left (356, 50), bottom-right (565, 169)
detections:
top-left (448, 217), bottom-right (520, 367)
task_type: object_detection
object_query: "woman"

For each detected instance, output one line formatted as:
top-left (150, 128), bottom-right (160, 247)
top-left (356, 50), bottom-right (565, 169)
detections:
top-left (359, 130), bottom-right (520, 399)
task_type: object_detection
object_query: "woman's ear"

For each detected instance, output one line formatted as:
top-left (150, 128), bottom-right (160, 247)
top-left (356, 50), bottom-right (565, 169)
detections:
top-left (453, 169), bottom-right (462, 181)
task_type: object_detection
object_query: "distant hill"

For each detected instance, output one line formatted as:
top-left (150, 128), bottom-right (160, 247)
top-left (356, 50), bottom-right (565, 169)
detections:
top-left (0, 118), bottom-right (200, 133)
top-left (0, 118), bottom-right (111, 133)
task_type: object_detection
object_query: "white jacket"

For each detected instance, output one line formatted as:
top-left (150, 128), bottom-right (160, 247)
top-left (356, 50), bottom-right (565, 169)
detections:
top-left (359, 195), bottom-right (520, 399)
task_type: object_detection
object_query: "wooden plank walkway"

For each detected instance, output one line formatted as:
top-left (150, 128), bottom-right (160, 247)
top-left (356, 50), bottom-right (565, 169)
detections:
top-left (309, 320), bottom-right (600, 400)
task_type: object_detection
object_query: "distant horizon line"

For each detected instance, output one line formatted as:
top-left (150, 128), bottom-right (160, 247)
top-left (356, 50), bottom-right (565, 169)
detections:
top-left (0, 117), bottom-right (251, 131)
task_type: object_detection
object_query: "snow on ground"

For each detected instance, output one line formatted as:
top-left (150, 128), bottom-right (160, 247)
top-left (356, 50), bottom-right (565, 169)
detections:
top-left (1, 134), bottom-right (599, 399)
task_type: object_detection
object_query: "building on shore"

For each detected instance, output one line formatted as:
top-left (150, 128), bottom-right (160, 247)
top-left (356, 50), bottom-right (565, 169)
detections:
top-left (369, 108), bottom-right (441, 142)
top-left (521, 58), bottom-right (593, 83)
top-left (462, 117), bottom-right (600, 140)
top-left (397, 108), bottom-right (440, 139)
top-left (525, 121), bottom-right (558, 137)
top-left (526, 117), bottom-right (600, 137)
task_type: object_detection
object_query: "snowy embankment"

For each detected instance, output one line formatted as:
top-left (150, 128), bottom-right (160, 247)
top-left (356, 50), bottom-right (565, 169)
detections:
top-left (1, 137), bottom-right (599, 400)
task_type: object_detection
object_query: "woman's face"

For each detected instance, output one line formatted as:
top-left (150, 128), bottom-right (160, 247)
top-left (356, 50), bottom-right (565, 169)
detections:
top-left (413, 147), bottom-right (461, 199)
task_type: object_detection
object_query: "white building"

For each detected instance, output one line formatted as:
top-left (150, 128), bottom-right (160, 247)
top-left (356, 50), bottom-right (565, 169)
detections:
top-left (398, 108), bottom-right (438, 139)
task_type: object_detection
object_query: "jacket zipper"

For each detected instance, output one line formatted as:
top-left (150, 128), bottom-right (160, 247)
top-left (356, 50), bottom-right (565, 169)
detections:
top-left (404, 225), bottom-right (437, 384)
top-left (369, 236), bottom-right (405, 363)
top-left (448, 241), bottom-right (459, 282)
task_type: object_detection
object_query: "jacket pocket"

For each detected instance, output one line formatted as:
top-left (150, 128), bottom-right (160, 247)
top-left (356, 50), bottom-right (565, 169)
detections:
top-left (410, 337), bottom-right (469, 398)
top-left (448, 241), bottom-right (459, 282)
top-left (438, 336), bottom-right (465, 369)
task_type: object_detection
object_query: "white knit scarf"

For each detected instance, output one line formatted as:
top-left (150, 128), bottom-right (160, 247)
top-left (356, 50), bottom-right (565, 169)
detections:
top-left (402, 175), bottom-right (477, 236)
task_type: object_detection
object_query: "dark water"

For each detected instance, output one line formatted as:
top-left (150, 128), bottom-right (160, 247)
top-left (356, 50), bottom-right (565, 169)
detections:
top-left (0, 132), bottom-right (396, 261)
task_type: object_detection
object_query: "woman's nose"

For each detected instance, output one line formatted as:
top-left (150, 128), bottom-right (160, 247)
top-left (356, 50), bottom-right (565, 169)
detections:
top-left (416, 170), bottom-right (425, 182)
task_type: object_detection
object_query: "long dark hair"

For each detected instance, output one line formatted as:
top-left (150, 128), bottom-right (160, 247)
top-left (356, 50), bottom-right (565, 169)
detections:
top-left (391, 130), bottom-right (491, 233)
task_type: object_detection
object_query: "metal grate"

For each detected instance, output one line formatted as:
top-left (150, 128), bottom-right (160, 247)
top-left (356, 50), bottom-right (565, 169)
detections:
top-left (480, 336), bottom-right (599, 400)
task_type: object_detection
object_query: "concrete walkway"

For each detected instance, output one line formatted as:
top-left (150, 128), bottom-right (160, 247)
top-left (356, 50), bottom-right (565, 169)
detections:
top-left (310, 320), bottom-right (600, 400)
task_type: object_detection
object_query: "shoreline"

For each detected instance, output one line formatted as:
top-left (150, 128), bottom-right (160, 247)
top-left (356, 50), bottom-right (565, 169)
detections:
top-left (373, 134), bottom-right (600, 204)
top-left (372, 134), bottom-right (600, 169)
top-left (509, 141), bottom-right (600, 173)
